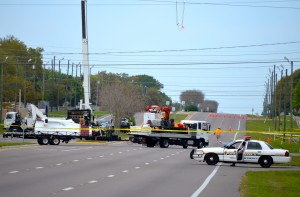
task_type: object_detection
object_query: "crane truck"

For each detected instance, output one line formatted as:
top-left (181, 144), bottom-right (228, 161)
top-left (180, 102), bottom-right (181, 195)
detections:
top-left (2, 104), bottom-right (114, 145)
top-left (129, 106), bottom-right (210, 149)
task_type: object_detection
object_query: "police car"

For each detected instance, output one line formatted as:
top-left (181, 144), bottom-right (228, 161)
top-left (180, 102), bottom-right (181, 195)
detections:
top-left (190, 136), bottom-right (291, 168)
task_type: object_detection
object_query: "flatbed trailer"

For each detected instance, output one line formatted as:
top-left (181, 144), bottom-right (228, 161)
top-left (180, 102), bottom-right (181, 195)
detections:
top-left (129, 120), bottom-right (210, 149)
top-left (3, 127), bottom-right (118, 145)
top-left (129, 131), bottom-right (209, 149)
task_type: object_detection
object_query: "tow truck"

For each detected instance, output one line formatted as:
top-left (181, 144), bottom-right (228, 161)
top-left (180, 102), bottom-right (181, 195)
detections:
top-left (129, 106), bottom-right (210, 149)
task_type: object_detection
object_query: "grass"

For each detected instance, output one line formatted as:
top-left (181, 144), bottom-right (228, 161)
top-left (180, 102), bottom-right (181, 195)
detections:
top-left (240, 171), bottom-right (300, 197)
top-left (0, 142), bottom-right (35, 147)
top-left (48, 110), bottom-right (109, 118)
top-left (239, 118), bottom-right (300, 197)
top-left (246, 119), bottom-right (300, 153)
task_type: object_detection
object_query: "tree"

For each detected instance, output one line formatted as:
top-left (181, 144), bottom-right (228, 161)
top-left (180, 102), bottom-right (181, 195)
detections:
top-left (293, 80), bottom-right (300, 112)
top-left (99, 83), bottom-right (144, 133)
top-left (130, 75), bottom-right (163, 90)
top-left (180, 90), bottom-right (204, 105)
top-left (202, 100), bottom-right (219, 112)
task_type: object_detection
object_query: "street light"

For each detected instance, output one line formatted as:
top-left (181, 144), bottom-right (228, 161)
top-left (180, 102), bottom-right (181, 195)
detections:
top-left (0, 56), bottom-right (8, 124)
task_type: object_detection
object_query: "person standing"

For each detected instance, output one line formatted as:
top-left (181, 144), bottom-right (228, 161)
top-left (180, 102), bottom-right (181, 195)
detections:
top-left (215, 127), bottom-right (221, 144)
top-left (231, 141), bottom-right (246, 167)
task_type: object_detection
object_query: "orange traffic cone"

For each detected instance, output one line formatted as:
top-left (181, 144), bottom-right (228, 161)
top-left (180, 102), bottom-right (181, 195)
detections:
top-left (267, 137), bottom-right (271, 143)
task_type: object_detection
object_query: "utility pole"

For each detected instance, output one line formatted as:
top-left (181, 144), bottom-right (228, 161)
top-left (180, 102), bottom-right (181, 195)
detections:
top-left (278, 65), bottom-right (284, 132)
top-left (284, 57), bottom-right (294, 131)
top-left (273, 65), bottom-right (276, 130)
top-left (290, 61), bottom-right (293, 131)
top-left (24, 58), bottom-right (32, 107)
top-left (283, 69), bottom-right (288, 141)
top-left (81, 0), bottom-right (91, 110)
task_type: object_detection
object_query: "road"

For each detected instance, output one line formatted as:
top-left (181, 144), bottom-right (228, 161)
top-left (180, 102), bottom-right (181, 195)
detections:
top-left (0, 112), bottom-right (296, 197)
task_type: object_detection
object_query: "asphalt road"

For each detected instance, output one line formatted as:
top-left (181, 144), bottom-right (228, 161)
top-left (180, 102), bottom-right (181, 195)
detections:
top-left (0, 112), bottom-right (296, 197)
top-left (1, 138), bottom-right (298, 197)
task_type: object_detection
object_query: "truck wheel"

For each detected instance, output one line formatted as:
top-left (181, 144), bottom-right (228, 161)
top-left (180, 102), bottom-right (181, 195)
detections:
top-left (160, 139), bottom-right (169, 148)
top-left (50, 137), bottom-right (60, 145)
top-left (37, 138), bottom-right (44, 145)
top-left (205, 154), bottom-right (219, 165)
top-left (182, 140), bottom-right (188, 149)
top-left (259, 156), bottom-right (273, 168)
top-left (146, 139), bottom-right (156, 147)
top-left (197, 140), bottom-right (204, 148)
top-left (41, 137), bottom-right (49, 145)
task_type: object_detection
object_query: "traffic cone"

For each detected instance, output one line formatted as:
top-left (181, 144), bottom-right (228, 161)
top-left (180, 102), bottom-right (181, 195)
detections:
top-left (267, 137), bottom-right (271, 143)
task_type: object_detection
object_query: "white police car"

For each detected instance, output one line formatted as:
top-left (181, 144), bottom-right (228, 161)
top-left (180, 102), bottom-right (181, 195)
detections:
top-left (190, 136), bottom-right (291, 168)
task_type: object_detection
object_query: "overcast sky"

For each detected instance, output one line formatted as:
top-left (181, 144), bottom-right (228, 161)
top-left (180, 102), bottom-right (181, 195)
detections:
top-left (1, 0), bottom-right (300, 114)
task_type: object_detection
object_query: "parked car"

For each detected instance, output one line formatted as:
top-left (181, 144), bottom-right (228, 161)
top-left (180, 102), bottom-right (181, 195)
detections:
top-left (120, 118), bottom-right (130, 132)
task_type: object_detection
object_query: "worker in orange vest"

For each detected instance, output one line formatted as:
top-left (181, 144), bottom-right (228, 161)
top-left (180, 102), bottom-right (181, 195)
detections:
top-left (215, 127), bottom-right (222, 144)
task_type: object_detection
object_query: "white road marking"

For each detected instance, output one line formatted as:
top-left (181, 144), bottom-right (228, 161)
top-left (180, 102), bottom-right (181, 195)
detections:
top-left (122, 170), bottom-right (129, 173)
top-left (9, 171), bottom-right (19, 174)
top-left (73, 160), bottom-right (79, 162)
top-left (62, 147), bottom-right (92, 152)
top-left (171, 154), bottom-right (175, 156)
top-left (166, 156), bottom-right (170, 158)
top-left (56, 163), bottom-right (63, 166)
top-left (99, 155), bottom-right (104, 158)
top-left (110, 153), bottom-right (114, 156)
top-left (145, 163), bottom-right (150, 165)
top-left (62, 187), bottom-right (74, 191)
top-left (87, 158), bottom-right (93, 160)
top-left (107, 175), bottom-right (115, 178)
top-left (133, 149), bottom-right (137, 151)
top-left (35, 167), bottom-right (44, 169)
top-left (88, 180), bottom-right (98, 184)
top-left (234, 132), bottom-right (238, 141)
top-left (135, 167), bottom-right (141, 169)
top-left (153, 160), bottom-right (157, 162)
top-left (191, 164), bottom-right (221, 197)
top-left (118, 152), bottom-right (123, 154)
top-left (160, 158), bottom-right (164, 160)
top-left (238, 119), bottom-right (241, 130)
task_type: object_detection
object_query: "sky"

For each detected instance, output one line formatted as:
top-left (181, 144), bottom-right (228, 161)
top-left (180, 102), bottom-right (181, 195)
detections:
top-left (1, 0), bottom-right (300, 115)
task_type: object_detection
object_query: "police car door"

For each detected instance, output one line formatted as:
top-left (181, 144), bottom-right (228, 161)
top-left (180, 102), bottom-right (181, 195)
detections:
top-left (223, 141), bottom-right (242, 162)
top-left (242, 141), bottom-right (262, 163)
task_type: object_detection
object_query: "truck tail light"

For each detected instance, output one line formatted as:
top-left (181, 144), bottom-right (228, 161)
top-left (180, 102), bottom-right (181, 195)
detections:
top-left (285, 151), bottom-right (289, 157)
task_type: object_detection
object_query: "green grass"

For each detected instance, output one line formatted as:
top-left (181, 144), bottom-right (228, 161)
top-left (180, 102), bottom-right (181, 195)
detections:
top-left (0, 142), bottom-right (35, 147)
top-left (170, 113), bottom-right (188, 123)
top-left (240, 171), bottom-right (300, 197)
top-left (246, 118), bottom-right (300, 153)
top-left (48, 110), bottom-right (109, 118)
top-left (241, 118), bottom-right (300, 197)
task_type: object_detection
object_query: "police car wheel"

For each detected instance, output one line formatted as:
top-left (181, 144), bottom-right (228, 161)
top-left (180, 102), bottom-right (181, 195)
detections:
top-left (205, 154), bottom-right (219, 165)
top-left (259, 156), bottom-right (273, 168)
